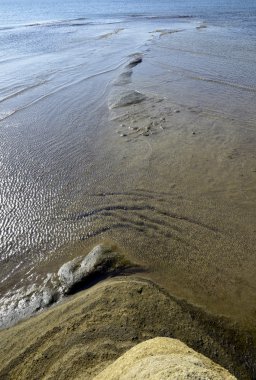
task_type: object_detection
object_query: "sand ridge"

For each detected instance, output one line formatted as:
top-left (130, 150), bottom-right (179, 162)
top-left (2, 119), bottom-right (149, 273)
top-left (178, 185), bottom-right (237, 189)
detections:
top-left (0, 277), bottom-right (255, 379)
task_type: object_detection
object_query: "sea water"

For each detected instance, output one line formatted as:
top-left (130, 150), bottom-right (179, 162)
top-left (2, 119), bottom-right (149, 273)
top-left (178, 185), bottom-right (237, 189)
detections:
top-left (0, 0), bottom-right (256, 326)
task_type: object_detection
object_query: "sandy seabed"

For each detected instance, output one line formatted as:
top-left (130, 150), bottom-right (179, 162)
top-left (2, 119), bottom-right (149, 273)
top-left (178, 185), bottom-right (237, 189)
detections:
top-left (1, 30), bottom-right (256, 379)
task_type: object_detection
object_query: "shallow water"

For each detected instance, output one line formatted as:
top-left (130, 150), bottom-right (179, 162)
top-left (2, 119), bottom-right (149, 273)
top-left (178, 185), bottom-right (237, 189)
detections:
top-left (0, 0), bottom-right (256, 328)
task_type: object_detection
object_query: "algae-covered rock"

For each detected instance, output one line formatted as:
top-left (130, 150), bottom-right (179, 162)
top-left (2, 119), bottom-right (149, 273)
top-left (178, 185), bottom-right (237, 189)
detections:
top-left (94, 337), bottom-right (237, 380)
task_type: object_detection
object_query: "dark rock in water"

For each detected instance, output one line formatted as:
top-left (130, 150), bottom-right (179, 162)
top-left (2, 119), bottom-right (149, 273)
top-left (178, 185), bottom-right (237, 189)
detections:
top-left (126, 54), bottom-right (143, 68)
top-left (58, 244), bottom-right (134, 294)
top-left (109, 90), bottom-right (146, 109)
top-left (196, 23), bottom-right (207, 30)
top-left (114, 70), bottom-right (133, 86)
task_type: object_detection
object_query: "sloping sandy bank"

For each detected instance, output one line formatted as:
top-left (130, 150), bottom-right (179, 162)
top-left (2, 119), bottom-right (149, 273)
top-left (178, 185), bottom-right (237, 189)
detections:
top-left (94, 337), bottom-right (236, 380)
top-left (0, 277), bottom-right (255, 379)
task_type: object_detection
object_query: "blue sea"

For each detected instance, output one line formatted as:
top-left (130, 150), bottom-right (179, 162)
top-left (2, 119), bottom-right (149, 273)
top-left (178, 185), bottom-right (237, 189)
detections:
top-left (0, 0), bottom-right (256, 327)
top-left (0, 0), bottom-right (255, 123)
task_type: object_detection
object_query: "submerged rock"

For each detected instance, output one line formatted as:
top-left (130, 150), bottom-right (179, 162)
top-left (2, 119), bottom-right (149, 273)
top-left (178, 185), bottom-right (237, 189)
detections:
top-left (126, 54), bottom-right (143, 68)
top-left (109, 90), bottom-right (146, 109)
top-left (94, 337), bottom-right (237, 380)
top-left (114, 70), bottom-right (133, 86)
top-left (58, 244), bottom-right (132, 294)
top-left (196, 23), bottom-right (207, 30)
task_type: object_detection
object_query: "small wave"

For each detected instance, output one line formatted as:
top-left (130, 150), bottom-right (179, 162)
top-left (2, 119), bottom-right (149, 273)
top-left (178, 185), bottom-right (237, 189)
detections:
top-left (128, 13), bottom-right (144, 18)
top-left (0, 18), bottom-right (91, 31)
top-left (0, 63), bottom-right (125, 122)
top-left (0, 26), bottom-right (14, 31)
top-left (196, 22), bottom-right (207, 30)
top-left (146, 15), bottom-right (193, 19)
top-left (98, 28), bottom-right (124, 39)
top-left (27, 18), bottom-right (91, 28)
top-left (128, 14), bottom-right (193, 20)
top-left (190, 75), bottom-right (256, 93)
top-left (151, 29), bottom-right (185, 37)
top-left (0, 110), bottom-right (16, 121)
top-left (0, 80), bottom-right (49, 104)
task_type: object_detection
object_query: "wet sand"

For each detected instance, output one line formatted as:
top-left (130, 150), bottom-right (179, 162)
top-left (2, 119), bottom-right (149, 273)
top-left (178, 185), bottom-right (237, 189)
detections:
top-left (53, 52), bottom-right (256, 332)
top-left (103, 83), bottom-right (256, 329)
top-left (1, 22), bottom-right (256, 378)
top-left (2, 39), bottom-right (256, 332)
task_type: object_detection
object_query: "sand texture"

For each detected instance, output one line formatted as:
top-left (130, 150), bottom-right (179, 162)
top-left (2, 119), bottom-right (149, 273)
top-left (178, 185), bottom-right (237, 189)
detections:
top-left (1, 26), bottom-right (256, 380)
top-left (0, 277), bottom-right (255, 380)
top-left (2, 31), bottom-right (256, 337)
top-left (94, 337), bottom-right (236, 380)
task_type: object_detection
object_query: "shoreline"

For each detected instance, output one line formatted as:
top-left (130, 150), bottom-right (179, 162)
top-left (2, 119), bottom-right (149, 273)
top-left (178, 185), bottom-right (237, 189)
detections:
top-left (1, 12), bottom-right (256, 378)
top-left (2, 87), bottom-right (256, 331)
top-left (1, 34), bottom-right (256, 331)
top-left (1, 244), bottom-right (256, 378)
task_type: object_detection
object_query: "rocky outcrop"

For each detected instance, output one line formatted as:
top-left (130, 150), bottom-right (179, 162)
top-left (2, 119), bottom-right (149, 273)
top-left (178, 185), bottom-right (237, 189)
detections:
top-left (0, 245), bottom-right (135, 328)
top-left (94, 337), bottom-right (237, 379)
top-left (58, 244), bottom-right (133, 294)
top-left (109, 90), bottom-right (146, 109)
top-left (126, 54), bottom-right (143, 68)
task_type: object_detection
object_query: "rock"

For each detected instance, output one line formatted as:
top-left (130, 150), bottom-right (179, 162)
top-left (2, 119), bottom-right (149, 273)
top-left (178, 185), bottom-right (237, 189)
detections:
top-left (1, 245), bottom-right (137, 329)
top-left (129, 126), bottom-right (138, 131)
top-left (94, 337), bottom-right (237, 380)
top-left (114, 70), bottom-right (133, 86)
top-left (57, 245), bottom-right (130, 294)
top-left (109, 90), bottom-right (146, 109)
top-left (126, 54), bottom-right (143, 68)
top-left (196, 23), bottom-right (207, 30)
